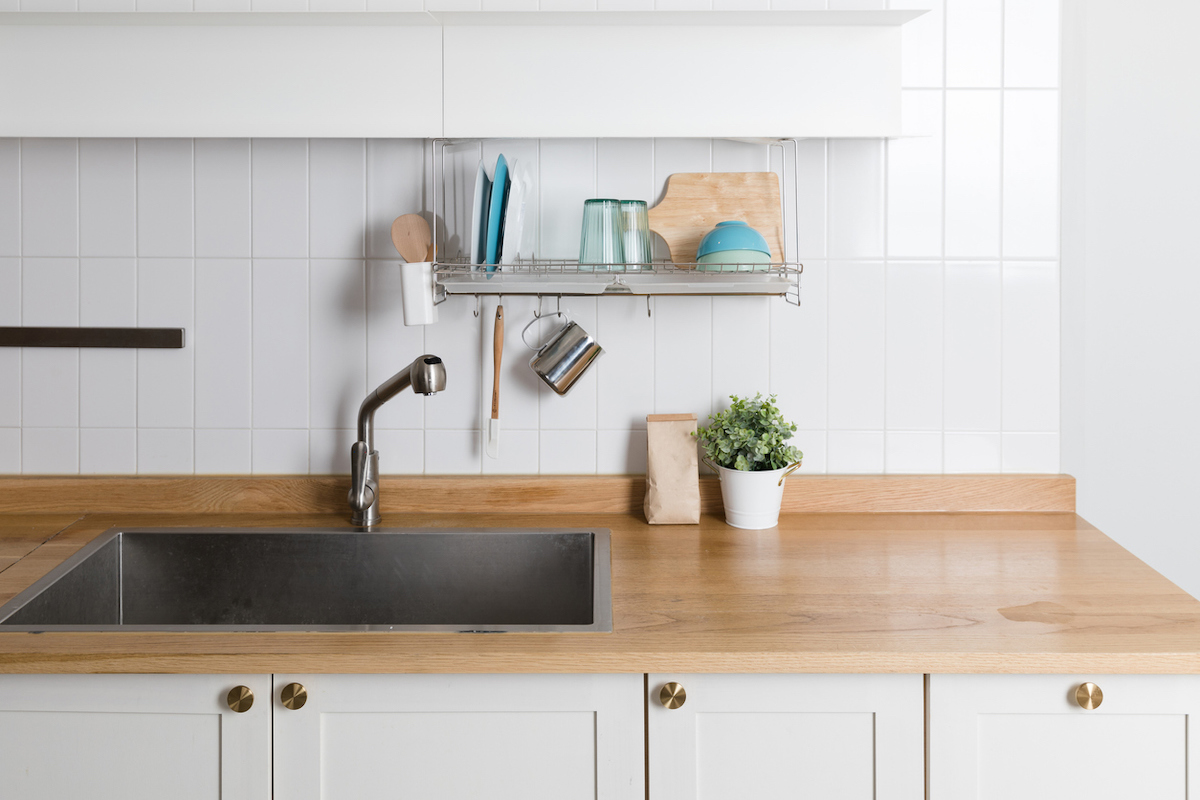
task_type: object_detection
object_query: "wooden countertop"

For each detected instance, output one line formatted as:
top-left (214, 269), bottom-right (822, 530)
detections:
top-left (2, 508), bottom-right (1200, 674)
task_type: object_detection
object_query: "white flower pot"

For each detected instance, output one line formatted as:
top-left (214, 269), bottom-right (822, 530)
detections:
top-left (714, 463), bottom-right (794, 529)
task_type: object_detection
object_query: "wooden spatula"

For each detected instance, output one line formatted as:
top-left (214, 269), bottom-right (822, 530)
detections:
top-left (391, 214), bottom-right (433, 263)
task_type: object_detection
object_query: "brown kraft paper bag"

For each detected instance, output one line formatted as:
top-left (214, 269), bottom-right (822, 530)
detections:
top-left (644, 413), bottom-right (701, 524)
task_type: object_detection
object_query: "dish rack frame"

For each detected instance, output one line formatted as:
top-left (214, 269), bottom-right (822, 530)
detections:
top-left (429, 138), bottom-right (804, 306)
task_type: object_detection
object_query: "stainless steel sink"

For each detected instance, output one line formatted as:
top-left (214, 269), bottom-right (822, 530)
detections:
top-left (0, 528), bottom-right (612, 632)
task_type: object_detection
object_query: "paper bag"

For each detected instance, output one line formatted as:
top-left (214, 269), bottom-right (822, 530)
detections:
top-left (644, 413), bottom-right (700, 524)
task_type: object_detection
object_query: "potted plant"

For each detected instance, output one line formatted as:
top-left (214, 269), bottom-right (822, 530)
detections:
top-left (696, 394), bottom-right (803, 529)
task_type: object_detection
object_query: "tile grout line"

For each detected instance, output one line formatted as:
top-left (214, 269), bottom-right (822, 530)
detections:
top-left (998, 0), bottom-right (1007, 472)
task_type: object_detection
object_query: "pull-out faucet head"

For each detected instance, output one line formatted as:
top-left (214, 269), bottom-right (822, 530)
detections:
top-left (411, 355), bottom-right (447, 396)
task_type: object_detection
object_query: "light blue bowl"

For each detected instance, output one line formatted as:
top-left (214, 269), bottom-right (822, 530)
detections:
top-left (696, 221), bottom-right (771, 260)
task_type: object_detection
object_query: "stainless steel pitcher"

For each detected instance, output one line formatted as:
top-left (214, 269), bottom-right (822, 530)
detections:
top-left (521, 310), bottom-right (603, 396)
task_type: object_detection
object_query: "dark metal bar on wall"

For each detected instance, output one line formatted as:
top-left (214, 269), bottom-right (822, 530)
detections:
top-left (0, 327), bottom-right (186, 349)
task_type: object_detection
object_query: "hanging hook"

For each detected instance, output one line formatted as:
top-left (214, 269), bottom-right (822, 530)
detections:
top-left (556, 295), bottom-right (562, 314)
top-left (646, 295), bottom-right (652, 318)
top-left (474, 295), bottom-right (481, 318)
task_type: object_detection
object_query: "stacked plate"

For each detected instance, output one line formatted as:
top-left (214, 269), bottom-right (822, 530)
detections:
top-left (472, 154), bottom-right (534, 272)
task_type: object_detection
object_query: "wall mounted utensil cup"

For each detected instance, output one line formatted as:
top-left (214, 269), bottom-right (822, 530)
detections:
top-left (579, 199), bottom-right (625, 271)
top-left (399, 262), bottom-right (438, 326)
top-left (521, 311), bottom-right (603, 396)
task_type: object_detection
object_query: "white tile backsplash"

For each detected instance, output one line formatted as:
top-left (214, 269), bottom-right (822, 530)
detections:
top-left (0, 0), bottom-right (1061, 476)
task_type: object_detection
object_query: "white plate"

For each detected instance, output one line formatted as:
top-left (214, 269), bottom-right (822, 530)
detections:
top-left (500, 158), bottom-right (530, 265)
top-left (470, 160), bottom-right (492, 267)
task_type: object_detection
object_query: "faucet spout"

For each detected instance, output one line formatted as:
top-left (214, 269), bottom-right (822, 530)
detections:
top-left (349, 354), bottom-right (446, 527)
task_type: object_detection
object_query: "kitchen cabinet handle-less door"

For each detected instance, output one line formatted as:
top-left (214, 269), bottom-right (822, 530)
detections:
top-left (648, 673), bottom-right (924, 799)
top-left (929, 674), bottom-right (1200, 800)
top-left (0, 674), bottom-right (271, 800)
top-left (273, 673), bottom-right (644, 800)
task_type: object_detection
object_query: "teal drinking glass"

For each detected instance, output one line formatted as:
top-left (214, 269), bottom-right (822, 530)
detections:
top-left (579, 199), bottom-right (625, 271)
top-left (620, 200), bottom-right (651, 269)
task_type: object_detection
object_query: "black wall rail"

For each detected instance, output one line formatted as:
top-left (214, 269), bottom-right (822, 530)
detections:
top-left (0, 327), bottom-right (185, 348)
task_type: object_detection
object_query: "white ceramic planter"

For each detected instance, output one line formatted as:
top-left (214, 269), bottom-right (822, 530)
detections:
top-left (714, 463), bottom-right (795, 529)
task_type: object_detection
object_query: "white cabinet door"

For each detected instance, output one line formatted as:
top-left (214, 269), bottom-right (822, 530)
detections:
top-left (648, 673), bottom-right (924, 800)
top-left (929, 674), bottom-right (1200, 800)
top-left (0, 674), bottom-right (271, 800)
top-left (273, 673), bottom-right (644, 800)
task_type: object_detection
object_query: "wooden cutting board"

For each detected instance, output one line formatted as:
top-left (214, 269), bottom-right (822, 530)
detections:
top-left (648, 172), bottom-right (783, 266)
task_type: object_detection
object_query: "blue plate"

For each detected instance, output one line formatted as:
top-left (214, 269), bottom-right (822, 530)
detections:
top-left (485, 154), bottom-right (510, 271)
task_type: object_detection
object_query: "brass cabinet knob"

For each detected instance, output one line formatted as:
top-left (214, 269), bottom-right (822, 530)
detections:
top-left (659, 682), bottom-right (686, 709)
top-left (1075, 682), bottom-right (1103, 710)
top-left (226, 685), bottom-right (254, 713)
top-left (281, 682), bottom-right (308, 711)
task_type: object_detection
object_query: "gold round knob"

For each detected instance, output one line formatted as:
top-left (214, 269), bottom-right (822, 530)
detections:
top-left (1075, 682), bottom-right (1103, 710)
top-left (226, 685), bottom-right (254, 713)
top-left (281, 682), bottom-right (308, 711)
top-left (659, 682), bottom-right (686, 709)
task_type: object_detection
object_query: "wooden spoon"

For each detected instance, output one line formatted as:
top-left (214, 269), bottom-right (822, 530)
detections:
top-left (391, 214), bottom-right (433, 263)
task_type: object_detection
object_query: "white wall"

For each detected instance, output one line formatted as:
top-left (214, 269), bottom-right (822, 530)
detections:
top-left (0, 0), bottom-right (1062, 477)
top-left (1061, 0), bottom-right (1200, 597)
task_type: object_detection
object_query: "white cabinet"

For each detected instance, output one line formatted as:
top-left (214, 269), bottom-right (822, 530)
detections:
top-left (929, 674), bottom-right (1200, 800)
top-left (0, 673), bottom-right (271, 800)
top-left (647, 673), bottom-right (924, 799)
top-left (272, 673), bottom-right (644, 800)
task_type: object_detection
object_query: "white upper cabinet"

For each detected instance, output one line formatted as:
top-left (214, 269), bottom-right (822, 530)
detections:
top-left (0, 10), bottom-right (920, 139)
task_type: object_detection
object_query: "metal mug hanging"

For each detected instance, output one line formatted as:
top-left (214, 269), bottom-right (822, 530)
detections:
top-left (521, 310), bottom-right (604, 396)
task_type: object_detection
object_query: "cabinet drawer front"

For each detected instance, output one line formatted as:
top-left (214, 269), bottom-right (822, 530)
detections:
top-left (0, 674), bottom-right (271, 800)
top-left (929, 674), bottom-right (1200, 800)
top-left (273, 673), bottom-right (643, 800)
top-left (648, 673), bottom-right (924, 800)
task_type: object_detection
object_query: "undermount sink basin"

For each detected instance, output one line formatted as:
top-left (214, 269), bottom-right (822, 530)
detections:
top-left (0, 527), bottom-right (612, 633)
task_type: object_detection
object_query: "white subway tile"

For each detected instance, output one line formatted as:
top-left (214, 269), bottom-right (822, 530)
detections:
top-left (828, 139), bottom-right (884, 259)
top-left (712, 140), bottom-right (771, 172)
top-left (769, 0), bottom-right (824, 8)
top-left (1004, 0), bottom-right (1059, 88)
top-left (22, 258), bottom-right (78, 428)
top-left (885, 261), bottom-right (942, 429)
top-left (0, 140), bottom-right (18, 256)
top-left (137, 429), bottom-right (193, 474)
top-left (0, 259), bottom-right (17, 427)
top-left (485, 295), bottom-right (541, 432)
top-left (80, 428), bottom-right (137, 474)
top-left (21, 139), bottom-right (77, 257)
top-left (365, 140), bottom-right (425, 259)
top-left (310, 139), bottom-right (365, 259)
top-left (0, 430), bottom-right (19, 474)
top-left (195, 258), bottom-right (251, 429)
top-left (22, 429), bottom-right (78, 474)
top-left (539, 298), bottom-right (597, 430)
top-left (944, 90), bottom-right (1001, 257)
top-left (1002, 432), bottom-right (1059, 473)
top-left (80, 0), bottom-right (135, 8)
top-left (538, 139), bottom-right (595, 259)
top-left (137, 139), bottom-right (193, 258)
top-left (310, 259), bottom-right (367, 431)
top-left (19, 0), bottom-right (74, 11)
top-left (712, 296), bottom-right (771, 410)
top-left (79, 139), bottom-right (136, 258)
top-left (194, 0), bottom-right (247, 9)
top-left (888, 90), bottom-right (943, 257)
top-left (482, 428), bottom-right (540, 474)
top-left (1003, 90), bottom-right (1059, 258)
top-left (828, 261), bottom-right (886, 430)
top-left (367, 0), bottom-right (421, 9)
top-left (365, 260), bottom-right (425, 430)
top-left (483, 0), bottom-right (537, 8)
top-left (252, 259), bottom-right (308, 428)
top-left (425, 0), bottom-right (481, 9)
top-left (946, 0), bottom-right (1002, 88)
top-left (0, 257), bottom-right (15, 323)
top-left (596, 139), bottom-right (654, 205)
top-left (827, 431), bottom-right (885, 473)
top-left (828, 0), bottom-right (881, 8)
top-left (886, 431), bottom-right (943, 473)
top-left (598, 0), bottom-right (651, 8)
top-left (252, 0), bottom-right (304, 9)
top-left (195, 139), bottom-right (251, 258)
top-left (80, 258), bottom-right (137, 428)
top-left (714, 0), bottom-right (767, 9)
top-left (597, 429), bottom-right (647, 474)
top-left (653, 139), bottom-right (711, 208)
top-left (792, 430), bottom-right (825, 473)
top-left (654, 296), bottom-right (711, 418)
top-left (137, 259), bottom-right (194, 429)
top-left (424, 296), bottom-right (481, 431)
top-left (539, 430), bottom-right (597, 474)
top-left (944, 431), bottom-right (1001, 472)
top-left (195, 429), bottom-right (251, 474)
top-left (137, 0), bottom-right (190, 10)
top-left (375, 429), bottom-right (424, 474)
top-left (312, 0), bottom-right (364, 9)
top-left (425, 429), bottom-right (481, 474)
top-left (252, 429), bottom-right (310, 473)
top-left (944, 262), bottom-right (1001, 430)
top-left (541, 0), bottom-right (596, 9)
top-left (654, 0), bottom-right (708, 8)
top-left (893, 0), bottom-right (944, 88)
top-left (793, 139), bottom-right (826, 259)
top-left (596, 296), bottom-right (655, 430)
top-left (309, 429), bottom-right (354, 475)
top-left (770, 262), bottom-right (826, 432)
top-left (1002, 261), bottom-right (1059, 432)
top-left (251, 139), bottom-right (308, 258)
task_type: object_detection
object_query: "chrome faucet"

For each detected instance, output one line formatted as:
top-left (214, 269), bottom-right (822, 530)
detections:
top-left (349, 354), bottom-right (447, 527)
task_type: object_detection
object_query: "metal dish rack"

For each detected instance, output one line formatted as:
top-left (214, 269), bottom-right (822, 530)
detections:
top-left (430, 138), bottom-right (804, 306)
